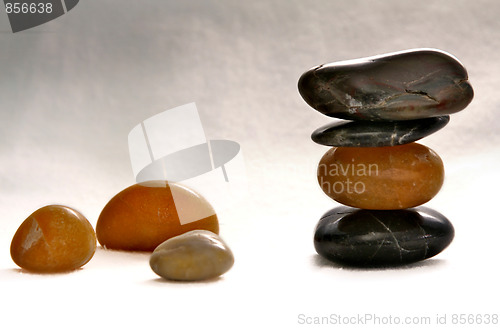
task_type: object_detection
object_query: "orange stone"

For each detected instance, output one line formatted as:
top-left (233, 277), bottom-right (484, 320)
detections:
top-left (96, 181), bottom-right (219, 252)
top-left (317, 142), bottom-right (444, 210)
top-left (10, 205), bottom-right (96, 273)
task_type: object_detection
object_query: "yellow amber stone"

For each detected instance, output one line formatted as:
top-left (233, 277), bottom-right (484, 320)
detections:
top-left (96, 181), bottom-right (219, 252)
top-left (10, 205), bottom-right (96, 273)
top-left (317, 143), bottom-right (444, 210)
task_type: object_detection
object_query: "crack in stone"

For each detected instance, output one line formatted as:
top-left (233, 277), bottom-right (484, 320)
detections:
top-left (368, 235), bottom-right (387, 260)
top-left (390, 125), bottom-right (398, 146)
top-left (414, 222), bottom-right (429, 258)
top-left (404, 89), bottom-right (439, 103)
top-left (403, 71), bottom-right (441, 88)
top-left (368, 213), bottom-right (404, 262)
top-left (455, 78), bottom-right (470, 91)
top-left (313, 64), bottom-right (324, 72)
top-left (370, 89), bottom-right (440, 109)
top-left (397, 126), bottom-right (418, 144)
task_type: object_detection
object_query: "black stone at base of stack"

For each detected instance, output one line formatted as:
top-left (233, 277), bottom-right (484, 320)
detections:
top-left (314, 206), bottom-right (454, 267)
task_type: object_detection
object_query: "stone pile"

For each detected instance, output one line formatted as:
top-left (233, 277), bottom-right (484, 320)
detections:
top-left (298, 49), bottom-right (473, 266)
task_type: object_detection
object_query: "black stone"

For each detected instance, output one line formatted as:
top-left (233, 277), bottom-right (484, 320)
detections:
top-left (298, 49), bottom-right (473, 121)
top-left (314, 206), bottom-right (454, 267)
top-left (311, 116), bottom-right (450, 147)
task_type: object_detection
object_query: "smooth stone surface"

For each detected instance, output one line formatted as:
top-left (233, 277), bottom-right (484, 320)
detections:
top-left (11, 205), bottom-right (96, 273)
top-left (96, 181), bottom-right (219, 252)
top-left (318, 142), bottom-right (444, 209)
top-left (298, 49), bottom-right (473, 121)
top-left (150, 230), bottom-right (234, 281)
top-left (314, 206), bottom-right (454, 266)
top-left (312, 116), bottom-right (449, 147)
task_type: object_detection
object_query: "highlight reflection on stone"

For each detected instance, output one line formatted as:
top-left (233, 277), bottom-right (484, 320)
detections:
top-left (298, 49), bottom-right (473, 121)
top-left (314, 206), bottom-right (454, 266)
top-left (317, 143), bottom-right (444, 210)
top-left (311, 116), bottom-right (449, 147)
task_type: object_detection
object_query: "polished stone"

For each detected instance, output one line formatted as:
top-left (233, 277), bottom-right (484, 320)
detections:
top-left (312, 116), bottom-right (449, 147)
top-left (314, 206), bottom-right (454, 266)
top-left (298, 49), bottom-right (473, 121)
top-left (96, 181), bottom-right (219, 252)
top-left (10, 205), bottom-right (96, 273)
top-left (318, 143), bottom-right (444, 209)
top-left (150, 230), bottom-right (234, 281)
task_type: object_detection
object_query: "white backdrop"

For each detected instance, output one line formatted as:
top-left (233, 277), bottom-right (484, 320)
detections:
top-left (1, 1), bottom-right (499, 327)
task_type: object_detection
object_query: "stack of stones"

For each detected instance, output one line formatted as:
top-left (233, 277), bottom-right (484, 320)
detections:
top-left (298, 49), bottom-right (473, 266)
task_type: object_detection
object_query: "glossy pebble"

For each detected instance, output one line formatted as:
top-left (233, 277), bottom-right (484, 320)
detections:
top-left (150, 230), bottom-right (234, 281)
top-left (314, 206), bottom-right (454, 266)
top-left (312, 116), bottom-right (449, 147)
top-left (298, 49), bottom-right (473, 121)
top-left (10, 205), bottom-right (96, 273)
top-left (96, 181), bottom-right (219, 252)
top-left (317, 142), bottom-right (444, 209)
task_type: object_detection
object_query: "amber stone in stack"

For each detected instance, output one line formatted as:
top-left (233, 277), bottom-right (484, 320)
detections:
top-left (298, 49), bottom-right (473, 266)
top-left (317, 142), bottom-right (444, 210)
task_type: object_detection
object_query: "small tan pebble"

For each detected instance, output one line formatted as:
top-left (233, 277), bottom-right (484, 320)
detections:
top-left (150, 230), bottom-right (234, 281)
top-left (10, 205), bottom-right (96, 273)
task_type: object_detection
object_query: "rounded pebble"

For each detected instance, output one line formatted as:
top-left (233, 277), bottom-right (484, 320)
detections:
top-left (10, 205), bottom-right (96, 273)
top-left (298, 49), bottom-right (473, 121)
top-left (96, 181), bottom-right (219, 252)
top-left (150, 230), bottom-right (234, 281)
top-left (317, 142), bottom-right (444, 209)
top-left (311, 116), bottom-right (450, 147)
top-left (314, 206), bottom-right (454, 266)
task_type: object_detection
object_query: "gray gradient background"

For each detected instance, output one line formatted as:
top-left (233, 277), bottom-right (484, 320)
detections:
top-left (1, 1), bottom-right (499, 327)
